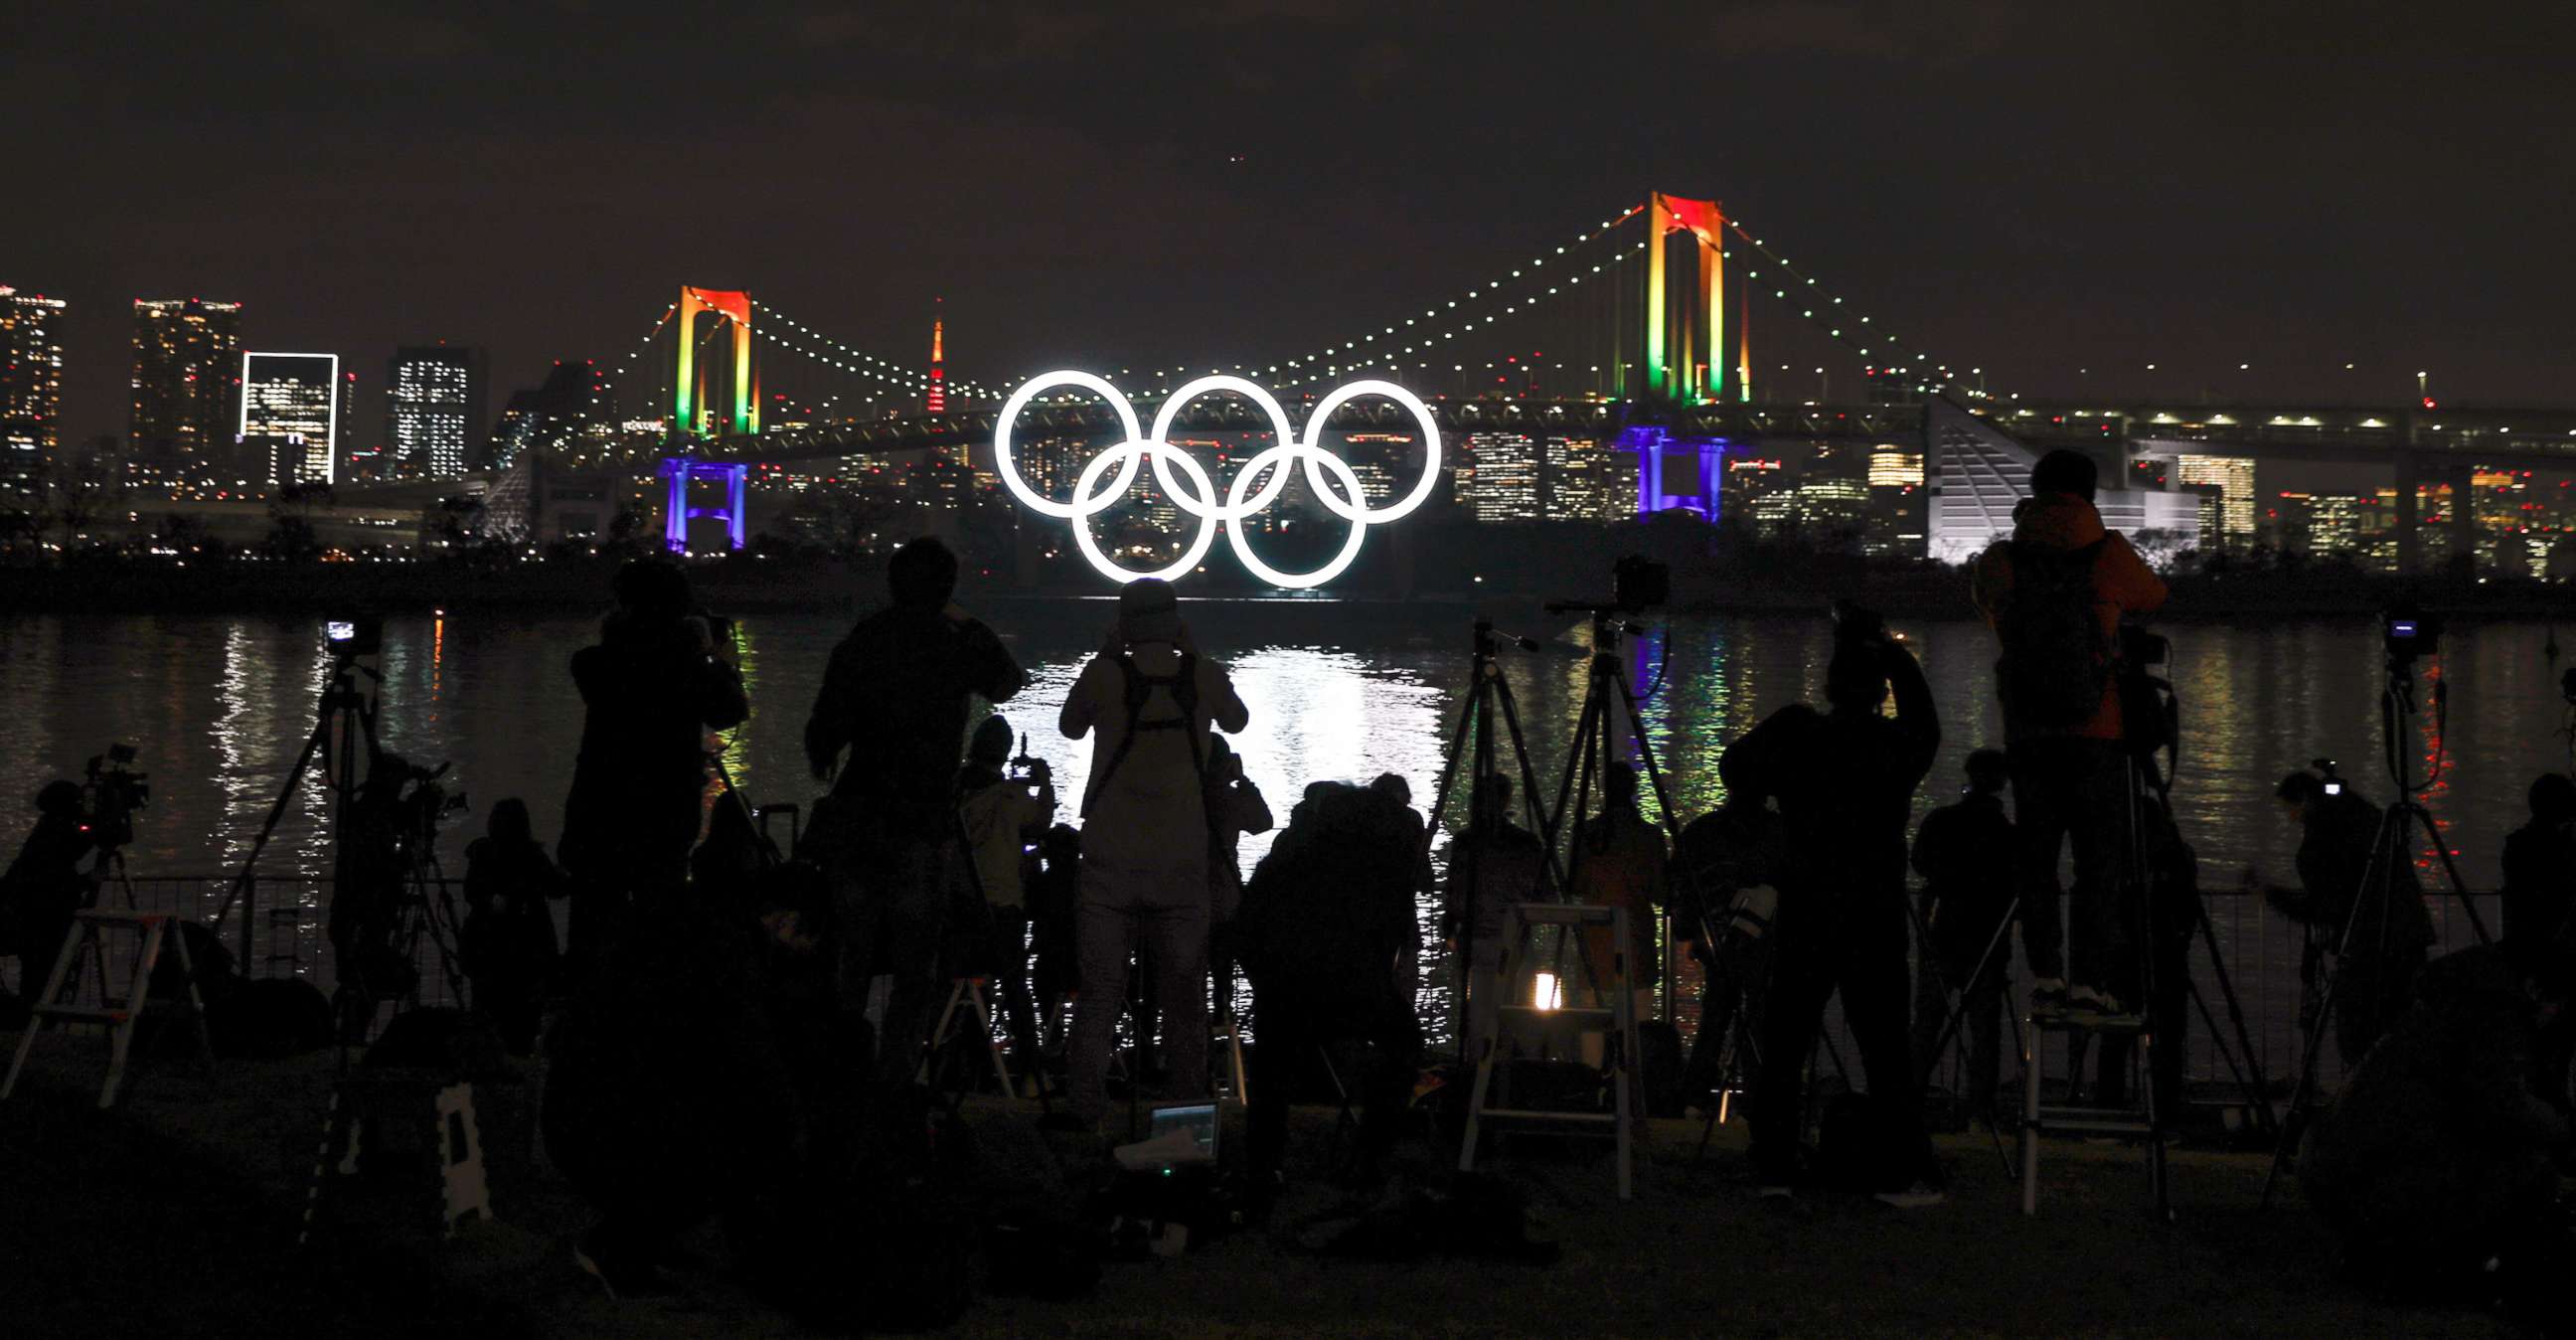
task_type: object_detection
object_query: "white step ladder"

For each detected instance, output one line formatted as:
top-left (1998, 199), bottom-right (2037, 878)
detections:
top-left (2019, 1009), bottom-right (2168, 1217)
top-left (1457, 903), bottom-right (1640, 1201)
top-left (3, 910), bottom-right (216, 1108)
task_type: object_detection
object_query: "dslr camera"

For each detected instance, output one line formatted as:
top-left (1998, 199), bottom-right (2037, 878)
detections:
top-left (82, 744), bottom-right (150, 852)
top-left (1612, 555), bottom-right (1670, 613)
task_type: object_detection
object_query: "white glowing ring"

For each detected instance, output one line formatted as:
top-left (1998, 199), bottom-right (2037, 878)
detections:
top-left (1069, 439), bottom-right (1220, 584)
top-left (992, 371), bottom-right (1143, 519)
top-left (989, 370), bottom-right (1444, 588)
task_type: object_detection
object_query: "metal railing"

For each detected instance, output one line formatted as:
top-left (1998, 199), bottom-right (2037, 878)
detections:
top-left (107, 874), bottom-right (468, 1009)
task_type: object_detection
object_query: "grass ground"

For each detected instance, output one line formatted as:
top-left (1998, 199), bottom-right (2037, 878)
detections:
top-left (0, 1028), bottom-right (2534, 1339)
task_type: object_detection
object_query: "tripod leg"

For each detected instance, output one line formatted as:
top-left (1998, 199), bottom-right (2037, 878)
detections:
top-left (1491, 677), bottom-right (1567, 890)
top-left (2188, 899), bottom-right (2277, 1136)
top-left (210, 719), bottom-right (331, 928)
top-left (2261, 803), bottom-right (2403, 1209)
top-left (2403, 802), bottom-right (2493, 947)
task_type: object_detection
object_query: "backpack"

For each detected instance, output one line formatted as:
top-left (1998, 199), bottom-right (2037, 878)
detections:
top-left (1996, 539), bottom-right (2113, 731)
top-left (1082, 651), bottom-right (1203, 817)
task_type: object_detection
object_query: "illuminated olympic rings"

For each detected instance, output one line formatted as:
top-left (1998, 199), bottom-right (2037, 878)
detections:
top-left (990, 372), bottom-right (1443, 588)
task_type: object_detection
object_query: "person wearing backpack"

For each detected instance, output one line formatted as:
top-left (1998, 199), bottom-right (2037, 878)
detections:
top-left (1971, 449), bottom-right (2167, 1021)
top-left (1057, 578), bottom-right (1249, 1126)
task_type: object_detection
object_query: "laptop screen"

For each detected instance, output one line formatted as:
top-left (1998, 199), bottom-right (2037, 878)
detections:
top-left (1149, 1102), bottom-right (1220, 1161)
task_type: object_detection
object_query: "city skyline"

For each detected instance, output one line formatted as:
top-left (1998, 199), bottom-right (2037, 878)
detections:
top-left (11, 4), bottom-right (2573, 450)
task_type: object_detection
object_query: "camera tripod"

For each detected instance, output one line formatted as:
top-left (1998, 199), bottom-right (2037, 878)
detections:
top-left (2261, 647), bottom-right (2493, 1208)
top-left (1539, 607), bottom-right (1758, 1121)
top-left (212, 653), bottom-right (376, 936)
top-left (1419, 618), bottom-right (1565, 1053)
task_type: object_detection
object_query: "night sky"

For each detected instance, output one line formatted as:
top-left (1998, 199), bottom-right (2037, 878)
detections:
top-left (11, 1), bottom-right (2571, 445)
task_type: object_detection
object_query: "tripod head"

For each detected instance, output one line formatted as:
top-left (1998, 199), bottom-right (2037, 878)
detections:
top-left (1472, 617), bottom-right (1543, 658)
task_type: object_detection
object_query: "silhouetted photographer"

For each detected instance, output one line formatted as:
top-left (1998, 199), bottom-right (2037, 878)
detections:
top-left (559, 558), bottom-right (749, 965)
top-left (0, 780), bottom-right (95, 1011)
top-left (1972, 447), bottom-right (2169, 1020)
top-left (1910, 749), bottom-right (2016, 1123)
top-left (1237, 780), bottom-right (1423, 1187)
top-left (1670, 793), bottom-right (1786, 1103)
top-left (804, 536), bottom-right (1026, 1092)
top-left (1721, 601), bottom-right (1943, 1206)
top-left (2251, 768), bottom-right (2434, 1067)
top-left (1058, 577), bottom-right (1247, 1126)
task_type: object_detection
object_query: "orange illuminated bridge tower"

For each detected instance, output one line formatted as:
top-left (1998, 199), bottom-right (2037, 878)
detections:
top-left (1642, 193), bottom-right (1741, 404)
top-left (673, 286), bottom-right (757, 440)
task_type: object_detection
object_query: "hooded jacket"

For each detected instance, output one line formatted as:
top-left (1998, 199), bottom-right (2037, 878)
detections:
top-left (1969, 491), bottom-right (2168, 742)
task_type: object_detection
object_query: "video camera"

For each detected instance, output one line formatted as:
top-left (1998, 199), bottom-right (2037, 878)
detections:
top-left (81, 744), bottom-right (149, 852)
top-left (326, 615), bottom-right (385, 658)
top-left (388, 758), bottom-right (468, 860)
top-left (2311, 757), bottom-right (2346, 798)
top-left (2382, 604), bottom-right (2441, 666)
top-left (1546, 555), bottom-right (1671, 618)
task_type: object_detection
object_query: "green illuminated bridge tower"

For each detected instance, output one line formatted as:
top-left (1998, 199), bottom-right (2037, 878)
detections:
top-left (673, 285), bottom-right (758, 440)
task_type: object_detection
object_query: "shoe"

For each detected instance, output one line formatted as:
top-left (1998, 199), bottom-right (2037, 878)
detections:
top-left (572, 1229), bottom-right (673, 1301)
top-left (2064, 984), bottom-right (2128, 1025)
top-left (1874, 1181), bottom-right (1948, 1210)
top-left (1757, 1184), bottom-right (1796, 1208)
top-left (2029, 978), bottom-right (2068, 1017)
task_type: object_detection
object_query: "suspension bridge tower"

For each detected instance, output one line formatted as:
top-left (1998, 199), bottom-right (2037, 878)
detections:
top-left (672, 285), bottom-right (758, 441)
top-left (1642, 193), bottom-right (1732, 404)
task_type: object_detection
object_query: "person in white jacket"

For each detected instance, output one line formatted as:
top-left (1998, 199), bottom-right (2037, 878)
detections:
top-left (1058, 578), bottom-right (1248, 1125)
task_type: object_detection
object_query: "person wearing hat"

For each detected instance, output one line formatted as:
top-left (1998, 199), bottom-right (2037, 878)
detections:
top-left (956, 714), bottom-right (1055, 1072)
top-left (1057, 578), bottom-right (1249, 1125)
top-left (0, 779), bottom-right (96, 1009)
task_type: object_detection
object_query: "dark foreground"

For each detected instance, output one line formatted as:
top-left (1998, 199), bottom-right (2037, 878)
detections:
top-left (0, 1033), bottom-right (2525, 1339)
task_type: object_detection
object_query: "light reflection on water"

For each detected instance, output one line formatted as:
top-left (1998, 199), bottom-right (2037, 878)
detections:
top-left (4, 606), bottom-right (2569, 1055)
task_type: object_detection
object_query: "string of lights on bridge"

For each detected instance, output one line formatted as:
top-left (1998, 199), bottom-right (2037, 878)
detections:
top-left (1717, 219), bottom-right (2010, 404)
top-left (1105, 207), bottom-right (1649, 398)
top-left (751, 300), bottom-right (1001, 401)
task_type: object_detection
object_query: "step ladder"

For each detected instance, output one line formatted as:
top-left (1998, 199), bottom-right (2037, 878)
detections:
top-left (1458, 903), bottom-right (1640, 1201)
top-left (3, 910), bottom-right (216, 1108)
top-left (2018, 1008), bottom-right (2168, 1217)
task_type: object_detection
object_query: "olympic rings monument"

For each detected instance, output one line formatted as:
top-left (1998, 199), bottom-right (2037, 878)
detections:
top-left (991, 372), bottom-right (1442, 589)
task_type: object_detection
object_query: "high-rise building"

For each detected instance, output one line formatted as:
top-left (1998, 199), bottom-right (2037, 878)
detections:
top-left (1540, 434), bottom-right (1636, 522)
top-left (489, 360), bottom-right (609, 468)
top-left (2174, 455), bottom-right (2258, 548)
top-left (239, 352), bottom-right (341, 485)
top-left (131, 298), bottom-right (245, 482)
top-left (389, 344), bottom-right (487, 479)
top-left (1465, 431), bottom-right (1541, 522)
top-left (2, 286), bottom-right (68, 481)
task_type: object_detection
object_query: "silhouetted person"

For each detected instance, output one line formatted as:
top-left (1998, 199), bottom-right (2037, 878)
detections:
top-left (1722, 606), bottom-right (1943, 1205)
top-left (1204, 736), bottom-right (1274, 1023)
top-left (0, 780), bottom-right (94, 1006)
top-left (804, 536), bottom-right (1024, 1092)
top-left (1910, 749), bottom-right (2015, 1124)
top-left (2300, 945), bottom-right (2571, 1314)
top-left (1442, 775), bottom-right (1551, 1056)
top-left (1059, 578), bottom-right (1247, 1125)
top-left (462, 797), bottom-right (565, 1055)
top-left (2253, 770), bottom-right (2433, 1068)
top-left (1238, 781), bottom-right (1423, 1187)
top-left (1369, 771), bottom-right (1436, 1004)
top-left (561, 558), bottom-right (748, 966)
top-left (1670, 793), bottom-right (1786, 1102)
top-left (2501, 772), bottom-right (2576, 970)
top-left (956, 714), bottom-right (1054, 1080)
top-left (1573, 761), bottom-right (1668, 1017)
top-left (1972, 448), bottom-right (2168, 1018)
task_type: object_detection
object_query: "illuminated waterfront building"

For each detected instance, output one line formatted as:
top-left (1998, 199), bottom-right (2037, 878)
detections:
top-left (1, 285), bottom-right (67, 481)
top-left (2174, 455), bottom-right (2258, 548)
top-left (389, 344), bottom-right (486, 479)
top-left (239, 351), bottom-right (340, 485)
top-left (1466, 431), bottom-right (1541, 522)
top-left (490, 361), bottom-right (609, 468)
top-left (131, 297), bottom-right (244, 482)
top-left (1545, 434), bottom-right (1636, 522)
